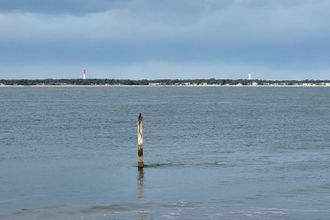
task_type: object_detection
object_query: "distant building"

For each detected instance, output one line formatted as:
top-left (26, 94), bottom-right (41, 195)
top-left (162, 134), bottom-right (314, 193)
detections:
top-left (248, 74), bottom-right (252, 80)
top-left (82, 69), bottom-right (87, 80)
top-left (252, 81), bottom-right (258, 86)
top-left (148, 82), bottom-right (160, 86)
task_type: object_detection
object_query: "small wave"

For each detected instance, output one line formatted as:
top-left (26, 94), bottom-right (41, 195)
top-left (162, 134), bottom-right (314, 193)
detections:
top-left (82, 201), bottom-right (199, 214)
top-left (143, 163), bottom-right (183, 168)
top-left (138, 161), bottom-right (233, 168)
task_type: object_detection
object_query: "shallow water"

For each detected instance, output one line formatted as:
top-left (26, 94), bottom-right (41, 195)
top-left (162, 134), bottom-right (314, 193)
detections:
top-left (0, 87), bottom-right (330, 219)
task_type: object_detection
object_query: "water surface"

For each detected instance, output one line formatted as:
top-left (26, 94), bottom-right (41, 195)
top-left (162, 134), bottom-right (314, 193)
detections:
top-left (0, 87), bottom-right (330, 219)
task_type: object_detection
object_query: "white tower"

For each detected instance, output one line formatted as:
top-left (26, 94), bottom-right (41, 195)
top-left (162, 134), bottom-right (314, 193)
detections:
top-left (82, 69), bottom-right (87, 80)
top-left (248, 74), bottom-right (252, 80)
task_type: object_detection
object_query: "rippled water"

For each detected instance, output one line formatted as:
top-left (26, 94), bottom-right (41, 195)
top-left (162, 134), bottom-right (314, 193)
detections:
top-left (0, 87), bottom-right (330, 219)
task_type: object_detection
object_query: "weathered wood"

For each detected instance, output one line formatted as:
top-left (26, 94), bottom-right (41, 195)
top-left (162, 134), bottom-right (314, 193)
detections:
top-left (137, 113), bottom-right (144, 168)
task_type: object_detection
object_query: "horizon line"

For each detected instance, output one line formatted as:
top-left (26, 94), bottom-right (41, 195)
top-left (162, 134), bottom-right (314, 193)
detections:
top-left (1, 78), bottom-right (330, 81)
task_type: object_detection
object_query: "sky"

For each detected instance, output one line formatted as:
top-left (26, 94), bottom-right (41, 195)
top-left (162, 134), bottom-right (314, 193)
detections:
top-left (0, 0), bottom-right (329, 80)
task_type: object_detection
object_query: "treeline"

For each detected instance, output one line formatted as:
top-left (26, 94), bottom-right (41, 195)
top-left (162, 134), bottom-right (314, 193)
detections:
top-left (0, 78), bottom-right (329, 86)
top-left (149, 79), bottom-right (330, 85)
top-left (0, 79), bottom-right (149, 86)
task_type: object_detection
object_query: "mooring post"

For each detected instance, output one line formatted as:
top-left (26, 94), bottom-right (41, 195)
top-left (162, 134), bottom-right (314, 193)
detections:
top-left (138, 113), bottom-right (144, 168)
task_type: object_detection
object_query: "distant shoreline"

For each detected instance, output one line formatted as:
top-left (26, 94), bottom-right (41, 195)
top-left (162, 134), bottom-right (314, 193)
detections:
top-left (1, 79), bottom-right (330, 87)
top-left (1, 84), bottom-right (330, 88)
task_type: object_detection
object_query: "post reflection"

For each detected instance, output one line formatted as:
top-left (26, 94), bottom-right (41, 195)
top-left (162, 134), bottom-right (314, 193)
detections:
top-left (137, 167), bottom-right (145, 199)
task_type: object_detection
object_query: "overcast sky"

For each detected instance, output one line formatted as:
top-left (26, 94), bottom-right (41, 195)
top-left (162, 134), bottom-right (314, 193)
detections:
top-left (0, 0), bottom-right (329, 79)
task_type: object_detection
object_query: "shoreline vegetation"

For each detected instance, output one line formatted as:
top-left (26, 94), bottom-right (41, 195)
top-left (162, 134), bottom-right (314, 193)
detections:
top-left (0, 79), bottom-right (330, 87)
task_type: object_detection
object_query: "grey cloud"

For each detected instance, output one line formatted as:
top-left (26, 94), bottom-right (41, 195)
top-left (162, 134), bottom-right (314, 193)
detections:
top-left (0, 0), bottom-right (217, 15)
top-left (0, 0), bottom-right (317, 15)
top-left (0, 0), bottom-right (124, 14)
top-left (0, 0), bottom-right (330, 79)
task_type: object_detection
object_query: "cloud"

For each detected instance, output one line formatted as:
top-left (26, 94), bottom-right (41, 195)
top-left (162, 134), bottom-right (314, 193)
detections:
top-left (0, 0), bottom-right (321, 15)
top-left (0, 0), bottom-right (125, 14)
top-left (0, 0), bottom-right (330, 79)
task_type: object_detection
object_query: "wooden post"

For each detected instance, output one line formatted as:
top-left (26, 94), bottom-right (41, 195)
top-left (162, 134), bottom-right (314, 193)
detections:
top-left (138, 113), bottom-right (144, 168)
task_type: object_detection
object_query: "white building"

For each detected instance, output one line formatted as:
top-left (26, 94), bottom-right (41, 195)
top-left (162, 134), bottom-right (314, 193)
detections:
top-left (252, 81), bottom-right (258, 86)
top-left (82, 69), bottom-right (87, 79)
top-left (248, 74), bottom-right (252, 80)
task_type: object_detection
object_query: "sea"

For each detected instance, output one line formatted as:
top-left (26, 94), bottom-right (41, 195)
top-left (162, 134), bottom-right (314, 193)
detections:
top-left (0, 87), bottom-right (329, 220)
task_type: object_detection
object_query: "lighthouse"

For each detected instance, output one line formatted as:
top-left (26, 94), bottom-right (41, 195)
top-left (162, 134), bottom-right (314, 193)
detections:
top-left (82, 69), bottom-right (87, 80)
